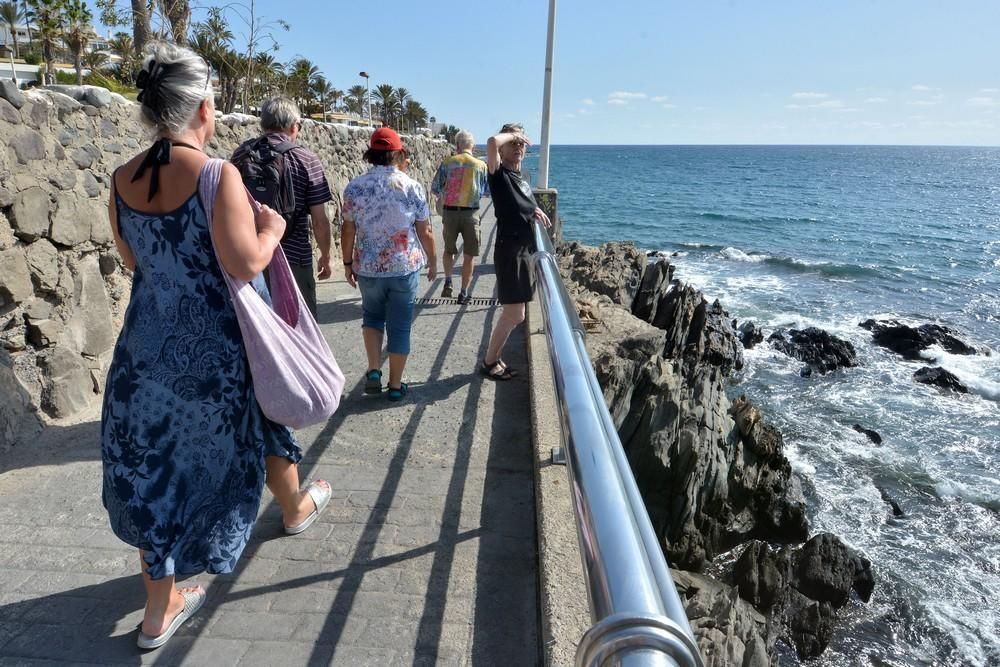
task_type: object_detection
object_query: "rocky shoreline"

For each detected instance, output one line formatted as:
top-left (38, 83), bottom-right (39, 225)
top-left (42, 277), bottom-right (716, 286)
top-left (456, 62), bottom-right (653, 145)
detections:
top-left (557, 240), bottom-right (875, 665)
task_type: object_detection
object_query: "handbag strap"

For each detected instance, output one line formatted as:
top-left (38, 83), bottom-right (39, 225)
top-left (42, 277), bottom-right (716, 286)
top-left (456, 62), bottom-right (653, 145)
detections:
top-left (198, 158), bottom-right (300, 326)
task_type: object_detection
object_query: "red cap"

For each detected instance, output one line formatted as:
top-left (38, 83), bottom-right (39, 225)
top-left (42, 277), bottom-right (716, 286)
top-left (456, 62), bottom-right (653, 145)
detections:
top-left (370, 127), bottom-right (403, 151)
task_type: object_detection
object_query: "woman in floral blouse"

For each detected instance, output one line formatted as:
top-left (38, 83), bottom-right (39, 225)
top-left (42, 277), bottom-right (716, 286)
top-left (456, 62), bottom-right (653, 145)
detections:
top-left (341, 128), bottom-right (438, 401)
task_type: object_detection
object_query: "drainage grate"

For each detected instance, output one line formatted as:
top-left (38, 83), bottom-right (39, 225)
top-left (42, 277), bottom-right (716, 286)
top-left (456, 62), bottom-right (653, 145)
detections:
top-left (415, 297), bottom-right (498, 307)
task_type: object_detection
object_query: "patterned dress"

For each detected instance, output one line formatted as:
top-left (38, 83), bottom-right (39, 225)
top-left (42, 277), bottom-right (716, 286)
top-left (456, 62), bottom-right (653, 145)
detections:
top-left (101, 186), bottom-right (301, 580)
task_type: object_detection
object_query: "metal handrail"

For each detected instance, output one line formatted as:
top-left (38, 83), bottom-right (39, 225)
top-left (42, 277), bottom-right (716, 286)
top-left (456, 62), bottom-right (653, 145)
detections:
top-left (531, 222), bottom-right (704, 667)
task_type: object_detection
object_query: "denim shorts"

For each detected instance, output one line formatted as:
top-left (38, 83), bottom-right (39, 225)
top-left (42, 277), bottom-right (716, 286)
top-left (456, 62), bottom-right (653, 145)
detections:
top-left (358, 271), bottom-right (420, 355)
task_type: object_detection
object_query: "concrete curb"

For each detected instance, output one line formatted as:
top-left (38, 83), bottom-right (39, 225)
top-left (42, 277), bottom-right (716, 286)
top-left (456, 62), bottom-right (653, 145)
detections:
top-left (527, 299), bottom-right (591, 666)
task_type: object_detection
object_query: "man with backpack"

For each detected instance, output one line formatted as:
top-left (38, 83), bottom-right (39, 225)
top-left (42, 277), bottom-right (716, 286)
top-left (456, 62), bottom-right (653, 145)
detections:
top-left (231, 97), bottom-right (333, 317)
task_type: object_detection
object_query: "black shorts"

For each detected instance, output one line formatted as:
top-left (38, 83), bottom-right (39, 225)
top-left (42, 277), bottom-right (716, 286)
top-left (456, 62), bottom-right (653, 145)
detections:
top-left (494, 237), bottom-right (535, 304)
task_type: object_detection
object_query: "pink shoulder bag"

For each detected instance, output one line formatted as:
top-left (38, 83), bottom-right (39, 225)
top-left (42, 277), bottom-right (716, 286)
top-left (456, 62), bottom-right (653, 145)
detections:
top-left (199, 158), bottom-right (344, 429)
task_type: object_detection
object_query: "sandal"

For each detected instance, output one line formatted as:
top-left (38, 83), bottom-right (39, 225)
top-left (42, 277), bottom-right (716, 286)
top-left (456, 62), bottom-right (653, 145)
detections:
top-left (284, 480), bottom-right (332, 535)
top-left (480, 360), bottom-right (514, 381)
top-left (386, 383), bottom-right (409, 402)
top-left (137, 587), bottom-right (206, 650)
top-left (497, 359), bottom-right (518, 377)
top-left (364, 369), bottom-right (383, 395)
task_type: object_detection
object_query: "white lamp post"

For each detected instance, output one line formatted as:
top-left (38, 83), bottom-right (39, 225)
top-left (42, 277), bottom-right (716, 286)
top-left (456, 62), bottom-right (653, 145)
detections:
top-left (359, 71), bottom-right (371, 127)
top-left (537, 0), bottom-right (556, 189)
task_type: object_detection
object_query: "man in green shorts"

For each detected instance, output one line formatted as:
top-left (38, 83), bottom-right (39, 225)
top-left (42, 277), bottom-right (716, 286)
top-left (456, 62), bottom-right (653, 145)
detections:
top-left (431, 130), bottom-right (489, 304)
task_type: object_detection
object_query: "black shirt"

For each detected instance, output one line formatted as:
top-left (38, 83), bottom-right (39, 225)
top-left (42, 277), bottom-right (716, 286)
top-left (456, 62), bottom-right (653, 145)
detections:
top-left (488, 164), bottom-right (537, 242)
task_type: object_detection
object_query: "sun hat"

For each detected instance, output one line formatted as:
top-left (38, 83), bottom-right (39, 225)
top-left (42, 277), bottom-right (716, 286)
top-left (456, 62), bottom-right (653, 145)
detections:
top-left (370, 127), bottom-right (403, 151)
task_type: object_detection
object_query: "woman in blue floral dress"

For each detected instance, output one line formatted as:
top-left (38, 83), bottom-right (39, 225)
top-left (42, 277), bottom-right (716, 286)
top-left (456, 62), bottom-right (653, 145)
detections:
top-left (102, 42), bottom-right (331, 650)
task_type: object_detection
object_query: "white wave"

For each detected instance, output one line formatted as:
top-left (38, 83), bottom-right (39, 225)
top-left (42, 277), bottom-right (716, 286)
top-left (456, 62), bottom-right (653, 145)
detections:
top-left (935, 478), bottom-right (1000, 510)
top-left (920, 346), bottom-right (1000, 402)
top-left (720, 247), bottom-right (768, 263)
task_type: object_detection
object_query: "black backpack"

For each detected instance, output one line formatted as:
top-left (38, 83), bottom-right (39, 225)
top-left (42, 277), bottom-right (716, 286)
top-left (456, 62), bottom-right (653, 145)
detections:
top-left (233, 136), bottom-right (297, 231)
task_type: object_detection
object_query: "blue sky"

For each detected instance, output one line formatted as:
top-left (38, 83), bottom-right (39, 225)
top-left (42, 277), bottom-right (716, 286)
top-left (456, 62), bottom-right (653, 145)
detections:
top-left (103, 0), bottom-right (999, 145)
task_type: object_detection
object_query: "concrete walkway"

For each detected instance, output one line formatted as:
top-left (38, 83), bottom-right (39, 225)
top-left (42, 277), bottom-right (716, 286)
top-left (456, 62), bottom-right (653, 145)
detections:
top-left (0, 207), bottom-right (541, 665)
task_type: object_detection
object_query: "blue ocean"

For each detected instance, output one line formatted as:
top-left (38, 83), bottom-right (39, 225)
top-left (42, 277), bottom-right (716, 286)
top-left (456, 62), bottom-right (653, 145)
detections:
top-left (530, 145), bottom-right (1000, 666)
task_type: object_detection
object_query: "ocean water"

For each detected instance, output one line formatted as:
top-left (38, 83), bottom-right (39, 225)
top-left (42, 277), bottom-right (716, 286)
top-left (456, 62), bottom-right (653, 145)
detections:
top-left (532, 145), bottom-right (1000, 666)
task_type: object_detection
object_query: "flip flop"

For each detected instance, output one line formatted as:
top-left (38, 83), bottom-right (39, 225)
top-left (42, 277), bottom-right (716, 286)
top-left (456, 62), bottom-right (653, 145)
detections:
top-left (137, 587), bottom-right (206, 650)
top-left (284, 480), bottom-right (332, 535)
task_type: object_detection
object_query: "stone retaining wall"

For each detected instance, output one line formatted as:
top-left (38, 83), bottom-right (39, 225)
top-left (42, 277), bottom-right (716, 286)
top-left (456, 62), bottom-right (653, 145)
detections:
top-left (0, 82), bottom-right (452, 448)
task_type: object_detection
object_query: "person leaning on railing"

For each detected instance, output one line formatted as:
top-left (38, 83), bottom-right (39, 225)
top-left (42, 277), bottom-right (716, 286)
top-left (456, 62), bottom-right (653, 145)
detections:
top-left (481, 123), bottom-right (551, 380)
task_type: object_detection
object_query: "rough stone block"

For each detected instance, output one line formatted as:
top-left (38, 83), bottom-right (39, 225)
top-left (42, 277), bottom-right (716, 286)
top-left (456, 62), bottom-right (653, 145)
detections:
top-left (0, 97), bottom-right (21, 124)
top-left (25, 100), bottom-right (49, 130)
top-left (26, 318), bottom-right (62, 347)
top-left (39, 347), bottom-right (94, 417)
top-left (66, 255), bottom-right (114, 357)
top-left (49, 171), bottom-right (77, 191)
top-left (23, 298), bottom-right (55, 321)
top-left (25, 239), bottom-right (60, 292)
top-left (90, 206), bottom-right (114, 245)
top-left (70, 145), bottom-right (100, 169)
top-left (0, 211), bottom-right (15, 251)
top-left (0, 247), bottom-right (33, 303)
top-left (82, 87), bottom-right (113, 108)
top-left (0, 79), bottom-right (25, 109)
top-left (10, 130), bottom-right (46, 164)
top-left (50, 194), bottom-right (92, 247)
top-left (57, 127), bottom-right (77, 146)
top-left (81, 171), bottom-right (101, 198)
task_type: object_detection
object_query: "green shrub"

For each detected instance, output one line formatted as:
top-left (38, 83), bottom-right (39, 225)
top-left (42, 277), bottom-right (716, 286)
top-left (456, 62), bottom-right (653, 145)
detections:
top-left (23, 52), bottom-right (40, 65)
top-left (85, 70), bottom-right (135, 97)
top-left (55, 70), bottom-right (77, 84)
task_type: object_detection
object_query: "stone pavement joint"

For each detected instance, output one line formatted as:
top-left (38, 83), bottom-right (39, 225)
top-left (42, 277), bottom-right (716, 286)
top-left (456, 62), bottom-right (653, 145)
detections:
top-left (0, 205), bottom-right (541, 666)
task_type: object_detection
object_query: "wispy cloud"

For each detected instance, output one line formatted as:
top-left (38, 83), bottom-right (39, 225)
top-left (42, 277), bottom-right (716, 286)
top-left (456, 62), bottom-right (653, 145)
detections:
top-left (791, 92), bottom-right (829, 100)
top-left (906, 99), bottom-right (942, 106)
top-left (979, 88), bottom-right (999, 94)
top-left (608, 91), bottom-right (647, 100)
top-left (607, 99), bottom-right (628, 106)
top-left (865, 97), bottom-right (888, 104)
top-left (832, 107), bottom-right (861, 113)
top-left (911, 84), bottom-right (936, 92)
top-left (786, 98), bottom-right (845, 110)
top-left (968, 96), bottom-right (999, 107)
top-left (581, 98), bottom-right (594, 106)
top-left (662, 103), bottom-right (676, 109)
top-left (652, 95), bottom-right (670, 103)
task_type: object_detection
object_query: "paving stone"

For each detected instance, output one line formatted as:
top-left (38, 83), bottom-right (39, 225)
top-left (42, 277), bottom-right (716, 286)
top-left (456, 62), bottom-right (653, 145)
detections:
top-left (207, 610), bottom-right (300, 641)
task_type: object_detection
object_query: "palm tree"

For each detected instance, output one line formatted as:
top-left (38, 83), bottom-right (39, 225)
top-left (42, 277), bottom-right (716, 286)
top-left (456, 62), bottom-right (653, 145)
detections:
top-left (30, 0), bottom-right (63, 85)
top-left (285, 57), bottom-right (318, 111)
top-left (20, 0), bottom-right (31, 52)
top-left (345, 83), bottom-right (367, 117)
top-left (63, 0), bottom-right (91, 85)
top-left (394, 86), bottom-right (411, 129)
top-left (403, 100), bottom-right (428, 133)
top-left (311, 75), bottom-right (331, 121)
top-left (109, 31), bottom-right (138, 84)
top-left (0, 2), bottom-right (23, 59)
top-left (129, 0), bottom-right (149, 54)
top-left (373, 83), bottom-right (397, 128)
top-left (159, 0), bottom-right (189, 44)
top-left (82, 48), bottom-right (108, 71)
top-left (252, 50), bottom-right (284, 106)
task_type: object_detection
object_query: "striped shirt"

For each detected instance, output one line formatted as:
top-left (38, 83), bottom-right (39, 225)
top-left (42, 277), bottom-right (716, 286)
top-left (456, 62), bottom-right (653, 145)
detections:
top-left (231, 132), bottom-right (332, 266)
top-left (431, 151), bottom-right (489, 209)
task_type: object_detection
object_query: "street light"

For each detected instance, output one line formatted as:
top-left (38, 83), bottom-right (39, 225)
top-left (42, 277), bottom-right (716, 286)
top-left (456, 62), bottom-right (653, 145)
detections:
top-left (359, 71), bottom-right (371, 127)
